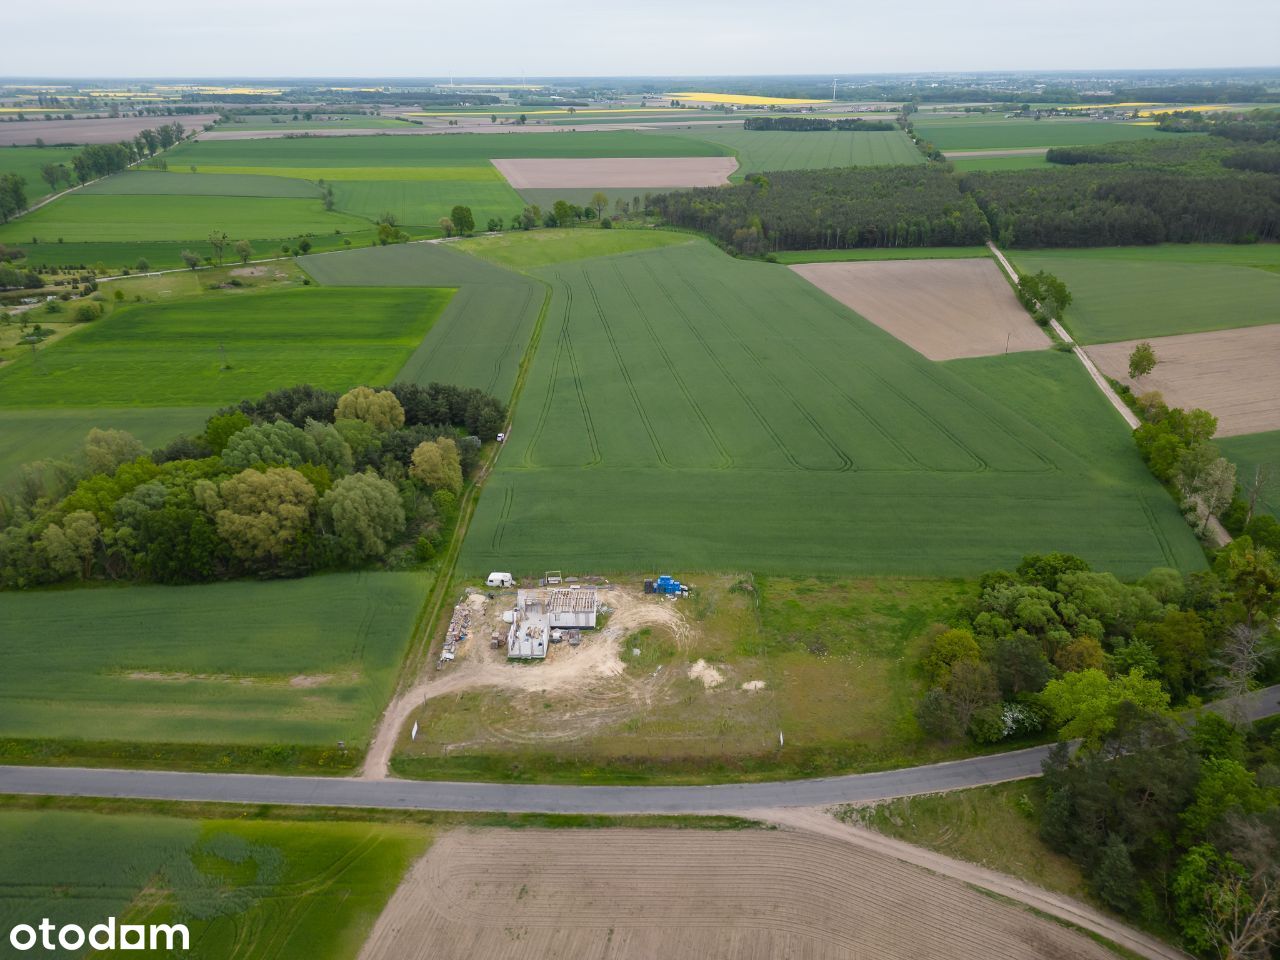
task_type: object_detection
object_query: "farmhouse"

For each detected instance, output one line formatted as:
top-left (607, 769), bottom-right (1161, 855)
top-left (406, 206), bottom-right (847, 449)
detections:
top-left (507, 586), bottom-right (599, 659)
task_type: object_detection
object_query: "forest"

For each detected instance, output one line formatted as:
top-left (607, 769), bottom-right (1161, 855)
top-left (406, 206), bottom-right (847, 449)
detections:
top-left (0, 381), bottom-right (506, 588)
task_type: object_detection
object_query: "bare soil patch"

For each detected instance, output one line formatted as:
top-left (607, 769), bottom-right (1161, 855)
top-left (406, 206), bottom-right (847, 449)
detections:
top-left (358, 827), bottom-right (1116, 960)
top-left (491, 156), bottom-right (738, 189)
top-left (0, 115), bottom-right (218, 146)
top-left (792, 258), bottom-right (1052, 361)
top-left (1086, 326), bottom-right (1280, 437)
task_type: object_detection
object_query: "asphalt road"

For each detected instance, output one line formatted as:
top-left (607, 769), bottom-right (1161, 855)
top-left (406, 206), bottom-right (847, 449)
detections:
top-left (2, 685), bottom-right (1276, 815)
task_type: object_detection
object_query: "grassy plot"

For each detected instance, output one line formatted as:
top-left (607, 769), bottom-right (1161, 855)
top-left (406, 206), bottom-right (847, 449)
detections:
top-left (395, 576), bottom-right (989, 784)
top-left (1219, 430), bottom-right (1280, 520)
top-left (947, 154), bottom-right (1052, 171)
top-left (773, 246), bottom-right (992, 265)
top-left (661, 126), bottom-right (923, 176)
top-left (301, 242), bottom-right (543, 399)
top-left (329, 178), bottom-right (524, 228)
top-left (167, 130), bottom-right (732, 169)
top-left (0, 572), bottom-right (428, 749)
top-left (1010, 245), bottom-right (1280, 343)
top-left (0, 810), bottom-right (428, 960)
top-left (457, 226), bottom-right (694, 270)
top-left (79, 170), bottom-right (320, 197)
top-left (0, 407), bottom-right (211, 489)
top-left (0, 144), bottom-right (80, 203)
top-left (459, 241), bottom-right (1201, 578)
top-left (179, 165), bottom-right (510, 182)
top-left (0, 286), bottom-right (452, 407)
top-left (0, 193), bottom-right (369, 243)
top-left (912, 116), bottom-right (1168, 150)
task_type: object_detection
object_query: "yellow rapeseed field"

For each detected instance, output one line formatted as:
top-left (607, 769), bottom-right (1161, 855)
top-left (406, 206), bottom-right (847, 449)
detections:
top-left (666, 91), bottom-right (829, 105)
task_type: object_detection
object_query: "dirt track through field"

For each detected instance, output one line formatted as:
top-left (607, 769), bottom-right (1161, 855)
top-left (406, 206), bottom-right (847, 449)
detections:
top-left (791, 258), bottom-right (1052, 361)
top-left (357, 827), bottom-right (1119, 960)
top-left (1086, 326), bottom-right (1280, 436)
top-left (491, 156), bottom-right (738, 189)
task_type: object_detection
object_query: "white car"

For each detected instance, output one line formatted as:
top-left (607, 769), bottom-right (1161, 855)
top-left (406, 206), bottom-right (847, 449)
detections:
top-left (496, 432), bottom-right (506, 443)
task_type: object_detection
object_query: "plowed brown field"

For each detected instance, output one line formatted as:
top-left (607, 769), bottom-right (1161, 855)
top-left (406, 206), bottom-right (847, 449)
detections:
top-left (357, 828), bottom-right (1117, 960)
top-left (1087, 325), bottom-right (1280, 437)
top-left (791, 258), bottom-right (1051, 361)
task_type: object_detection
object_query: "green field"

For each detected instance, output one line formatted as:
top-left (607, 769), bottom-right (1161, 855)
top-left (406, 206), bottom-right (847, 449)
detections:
top-left (0, 407), bottom-right (210, 489)
top-left (329, 177), bottom-right (525, 227)
top-left (773, 246), bottom-right (992, 265)
top-left (167, 130), bottom-right (732, 169)
top-left (1010, 245), bottom-right (1280, 343)
top-left (80, 170), bottom-right (320, 197)
top-left (947, 154), bottom-right (1052, 171)
top-left (0, 144), bottom-right (81, 204)
top-left (0, 572), bottom-right (428, 747)
top-left (912, 116), bottom-right (1169, 150)
top-left (0, 193), bottom-right (368, 244)
top-left (1219, 430), bottom-right (1280, 520)
top-left (452, 240), bottom-right (1200, 577)
top-left (663, 126), bottom-right (923, 175)
top-left (458, 226), bottom-right (694, 270)
top-left (0, 810), bottom-right (428, 960)
top-left (301, 242), bottom-right (544, 399)
top-left (0, 285), bottom-right (452, 407)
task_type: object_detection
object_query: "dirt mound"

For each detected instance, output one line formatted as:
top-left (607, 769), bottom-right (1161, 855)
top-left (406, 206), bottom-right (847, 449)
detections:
top-left (688, 659), bottom-right (724, 688)
top-left (357, 828), bottom-right (1117, 960)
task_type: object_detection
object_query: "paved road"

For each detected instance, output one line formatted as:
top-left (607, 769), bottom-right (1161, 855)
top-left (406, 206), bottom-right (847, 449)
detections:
top-left (2, 686), bottom-right (1275, 815)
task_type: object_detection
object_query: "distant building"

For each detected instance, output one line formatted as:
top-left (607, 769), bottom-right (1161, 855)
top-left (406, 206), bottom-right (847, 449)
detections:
top-left (507, 587), bottom-right (598, 659)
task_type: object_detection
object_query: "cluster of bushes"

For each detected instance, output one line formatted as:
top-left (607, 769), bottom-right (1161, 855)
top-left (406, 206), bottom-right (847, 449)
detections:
top-left (0, 381), bottom-right (506, 588)
top-left (1041, 705), bottom-right (1280, 955)
top-left (742, 116), bottom-right (895, 132)
top-left (651, 167), bottom-right (990, 255)
top-left (915, 547), bottom-right (1279, 747)
top-left (1014, 270), bottom-right (1071, 325)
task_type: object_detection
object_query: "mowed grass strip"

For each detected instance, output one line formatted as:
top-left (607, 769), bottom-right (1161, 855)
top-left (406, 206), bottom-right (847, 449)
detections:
top-left (167, 130), bottom-right (732, 168)
top-left (80, 170), bottom-right (321, 197)
top-left (329, 178), bottom-right (525, 227)
top-left (1011, 245), bottom-right (1280, 343)
top-left (457, 226), bottom-right (694, 270)
top-left (0, 810), bottom-right (428, 960)
top-left (0, 572), bottom-right (428, 747)
top-left (0, 193), bottom-right (369, 243)
top-left (301, 242), bottom-right (543, 399)
top-left (660, 127), bottom-right (924, 176)
top-left (461, 241), bottom-right (1200, 577)
top-left (0, 286), bottom-right (453, 407)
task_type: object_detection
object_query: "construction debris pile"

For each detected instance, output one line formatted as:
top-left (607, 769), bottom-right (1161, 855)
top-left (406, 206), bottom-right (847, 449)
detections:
top-left (438, 601), bottom-right (472, 665)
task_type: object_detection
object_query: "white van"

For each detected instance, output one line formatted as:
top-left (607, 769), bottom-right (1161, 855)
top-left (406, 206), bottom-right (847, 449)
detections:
top-left (486, 572), bottom-right (515, 588)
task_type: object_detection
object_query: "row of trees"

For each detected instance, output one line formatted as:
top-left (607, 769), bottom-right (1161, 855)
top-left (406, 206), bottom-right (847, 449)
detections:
top-left (742, 116), bottom-right (895, 132)
top-left (0, 382), bottom-right (507, 588)
top-left (915, 547), bottom-right (1278, 747)
top-left (651, 167), bottom-right (991, 255)
top-left (0, 174), bottom-right (28, 223)
top-left (67, 122), bottom-right (186, 184)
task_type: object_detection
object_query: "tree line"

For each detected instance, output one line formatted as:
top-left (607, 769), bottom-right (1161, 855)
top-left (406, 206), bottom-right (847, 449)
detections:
top-left (742, 116), bottom-right (896, 132)
top-left (0, 381), bottom-right (507, 588)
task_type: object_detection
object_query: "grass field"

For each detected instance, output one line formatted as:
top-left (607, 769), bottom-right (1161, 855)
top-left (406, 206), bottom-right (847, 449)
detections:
top-left (1219, 430), bottom-right (1280, 520)
top-left (0, 407), bottom-right (210, 489)
top-left (181, 165), bottom-right (511, 182)
top-left (0, 572), bottom-right (428, 748)
top-left (80, 170), bottom-right (320, 197)
top-left (458, 226), bottom-right (694, 270)
top-left (329, 177), bottom-right (525, 228)
top-left (845, 780), bottom-right (1091, 902)
top-left (773, 246), bottom-right (992, 265)
top-left (912, 116), bottom-right (1169, 150)
top-left (0, 809), bottom-right (428, 960)
top-left (300, 242), bottom-right (544, 400)
top-left (663, 126), bottom-right (923, 176)
top-left (1010, 245), bottom-right (1280, 343)
top-left (0, 286), bottom-right (452, 407)
top-left (947, 154), bottom-right (1052, 171)
top-left (0, 144), bottom-right (80, 203)
top-left (455, 240), bottom-right (1200, 577)
top-left (0, 193), bottom-right (368, 243)
top-left (167, 130), bottom-right (732, 169)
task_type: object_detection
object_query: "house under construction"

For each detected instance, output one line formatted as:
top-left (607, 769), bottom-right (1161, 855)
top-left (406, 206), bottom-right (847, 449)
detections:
top-left (507, 586), bottom-right (599, 659)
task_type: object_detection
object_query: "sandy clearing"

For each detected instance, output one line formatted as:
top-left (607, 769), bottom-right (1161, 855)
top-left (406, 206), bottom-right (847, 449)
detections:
top-left (357, 827), bottom-right (1117, 960)
top-left (792, 258), bottom-right (1052, 361)
top-left (0, 115), bottom-right (218, 146)
top-left (491, 156), bottom-right (738, 189)
top-left (742, 679), bottom-right (767, 691)
top-left (688, 658), bottom-right (724, 689)
top-left (1086, 326), bottom-right (1280, 437)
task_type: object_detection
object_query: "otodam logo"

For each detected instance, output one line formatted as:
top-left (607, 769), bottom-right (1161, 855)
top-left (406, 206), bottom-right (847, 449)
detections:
top-left (8, 918), bottom-right (189, 952)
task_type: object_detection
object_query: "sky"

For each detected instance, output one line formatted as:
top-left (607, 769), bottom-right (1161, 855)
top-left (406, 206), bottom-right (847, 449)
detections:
top-left (8, 0), bottom-right (1280, 77)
